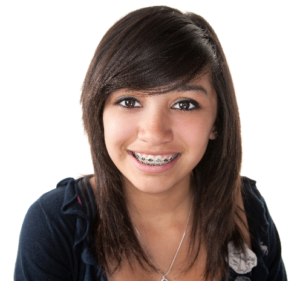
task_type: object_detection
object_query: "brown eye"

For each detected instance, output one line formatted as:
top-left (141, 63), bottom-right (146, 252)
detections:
top-left (179, 101), bottom-right (189, 110)
top-left (172, 100), bottom-right (197, 111)
top-left (125, 99), bottom-right (135, 107)
top-left (118, 98), bottom-right (142, 108)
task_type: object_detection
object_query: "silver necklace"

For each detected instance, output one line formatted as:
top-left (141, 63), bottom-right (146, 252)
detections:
top-left (133, 197), bottom-right (194, 281)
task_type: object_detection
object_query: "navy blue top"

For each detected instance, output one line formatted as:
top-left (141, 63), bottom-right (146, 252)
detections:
top-left (14, 177), bottom-right (287, 281)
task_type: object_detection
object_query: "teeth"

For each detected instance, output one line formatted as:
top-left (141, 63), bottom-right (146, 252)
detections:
top-left (147, 155), bottom-right (154, 162)
top-left (163, 156), bottom-right (169, 162)
top-left (154, 155), bottom-right (162, 163)
top-left (132, 152), bottom-right (178, 166)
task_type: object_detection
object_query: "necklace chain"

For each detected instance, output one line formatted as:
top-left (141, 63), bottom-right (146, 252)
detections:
top-left (133, 197), bottom-right (194, 281)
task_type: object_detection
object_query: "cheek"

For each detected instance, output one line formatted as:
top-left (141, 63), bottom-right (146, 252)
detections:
top-left (174, 115), bottom-right (213, 155)
top-left (103, 110), bottom-right (136, 157)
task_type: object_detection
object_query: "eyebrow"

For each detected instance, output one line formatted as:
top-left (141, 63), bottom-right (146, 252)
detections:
top-left (175, 84), bottom-right (208, 96)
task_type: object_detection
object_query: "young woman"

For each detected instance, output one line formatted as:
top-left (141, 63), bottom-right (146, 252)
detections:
top-left (15, 6), bottom-right (287, 281)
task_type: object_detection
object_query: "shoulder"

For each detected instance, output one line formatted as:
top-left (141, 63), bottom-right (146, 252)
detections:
top-left (15, 177), bottom-right (97, 281)
top-left (22, 178), bottom-right (82, 234)
top-left (17, 177), bottom-right (97, 247)
top-left (241, 176), bottom-right (275, 244)
top-left (241, 176), bottom-right (264, 204)
top-left (240, 176), bottom-right (287, 280)
top-left (240, 176), bottom-right (275, 241)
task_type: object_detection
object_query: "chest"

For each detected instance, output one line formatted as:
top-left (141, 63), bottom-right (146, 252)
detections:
top-left (106, 242), bottom-right (214, 281)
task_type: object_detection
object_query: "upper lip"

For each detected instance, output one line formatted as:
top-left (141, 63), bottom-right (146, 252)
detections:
top-left (128, 150), bottom-right (180, 156)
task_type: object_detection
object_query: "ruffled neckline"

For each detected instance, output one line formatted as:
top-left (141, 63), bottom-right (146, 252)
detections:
top-left (241, 177), bottom-right (269, 278)
top-left (228, 241), bottom-right (257, 274)
top-left (56, 177), bottom-right (269, 279)
top-left (58, 177), bottom-right (99, 267)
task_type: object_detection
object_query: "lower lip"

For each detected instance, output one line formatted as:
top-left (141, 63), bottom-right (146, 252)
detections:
top-left (128, 151), bottom-right (181, 174)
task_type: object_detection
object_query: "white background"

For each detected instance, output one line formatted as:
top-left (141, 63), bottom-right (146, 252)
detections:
top-left (1, 1), bottom-right (299, 280)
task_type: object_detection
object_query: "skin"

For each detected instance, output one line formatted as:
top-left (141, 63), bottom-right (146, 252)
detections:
top-left (102, 72), bottom-right (217, 229)
top-left (89, 72), bottom-right (250, 280)
top-left (103, 72), bottom-right (217, 195)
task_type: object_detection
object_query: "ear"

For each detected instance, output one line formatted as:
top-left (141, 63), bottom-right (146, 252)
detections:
top-left (209, 126), bottom-right (217, 140)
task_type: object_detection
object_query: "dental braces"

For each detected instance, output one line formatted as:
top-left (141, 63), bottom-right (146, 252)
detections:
top-left (132, 152), bottom-right (179, 166)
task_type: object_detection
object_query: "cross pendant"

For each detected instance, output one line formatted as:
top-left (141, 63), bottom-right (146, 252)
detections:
top-left (161, 277), bottom-right (168, 281)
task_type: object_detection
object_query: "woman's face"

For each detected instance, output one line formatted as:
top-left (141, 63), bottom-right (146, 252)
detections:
top-left (103, 72), bottom-right (217, 194)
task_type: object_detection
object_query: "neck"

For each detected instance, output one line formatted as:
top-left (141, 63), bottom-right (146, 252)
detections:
top-left (123, 175), bottom-right (194, 229)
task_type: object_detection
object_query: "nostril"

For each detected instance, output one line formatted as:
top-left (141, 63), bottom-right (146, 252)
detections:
top-left (138, 127), bottom-right (173, 145)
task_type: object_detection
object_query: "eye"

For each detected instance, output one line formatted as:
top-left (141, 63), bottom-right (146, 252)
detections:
top-left (172, 100), bottom-right (198, 111)
top-left (117, 97), bottom-right (142, 108)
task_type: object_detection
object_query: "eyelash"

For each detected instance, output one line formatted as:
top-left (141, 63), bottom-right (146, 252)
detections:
top-left (116, 97), bottom-right (142, 109)
top-left (116, 97), bottom-right (199, 111)
top-left (172, 100), bottom-right (198, 111)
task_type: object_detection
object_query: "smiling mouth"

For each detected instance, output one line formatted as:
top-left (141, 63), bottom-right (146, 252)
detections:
top-left (131, 151), bottom-right (180, 166)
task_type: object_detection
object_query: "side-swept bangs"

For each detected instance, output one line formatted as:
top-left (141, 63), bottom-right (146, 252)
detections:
top-left (84, 6), bottom-right (218, 96)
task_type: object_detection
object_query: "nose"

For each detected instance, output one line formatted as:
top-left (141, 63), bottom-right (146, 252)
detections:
top-left (137, 107), bottom-right (173, 145)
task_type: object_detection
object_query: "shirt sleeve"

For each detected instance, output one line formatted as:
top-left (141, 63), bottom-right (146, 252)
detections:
top-left (260, 196), bottom-right (287, 281)
top-left (242, 177), bottom-right (287, 281)
top-left (14, 195), bottom-right (74, 281)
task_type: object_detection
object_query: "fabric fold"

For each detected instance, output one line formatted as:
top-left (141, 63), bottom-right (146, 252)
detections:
top-left (241, 177), bottom-right (269, 279)
top-left (52, 177), bottom-right (278, 280)
top-left (228, 241), bottom-right (257, 274)
top-left (58, 177), bottom-right (98, 266)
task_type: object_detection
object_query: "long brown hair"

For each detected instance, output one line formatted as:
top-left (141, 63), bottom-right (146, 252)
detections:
top-left (81, 6), bottom-right (244, 280)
